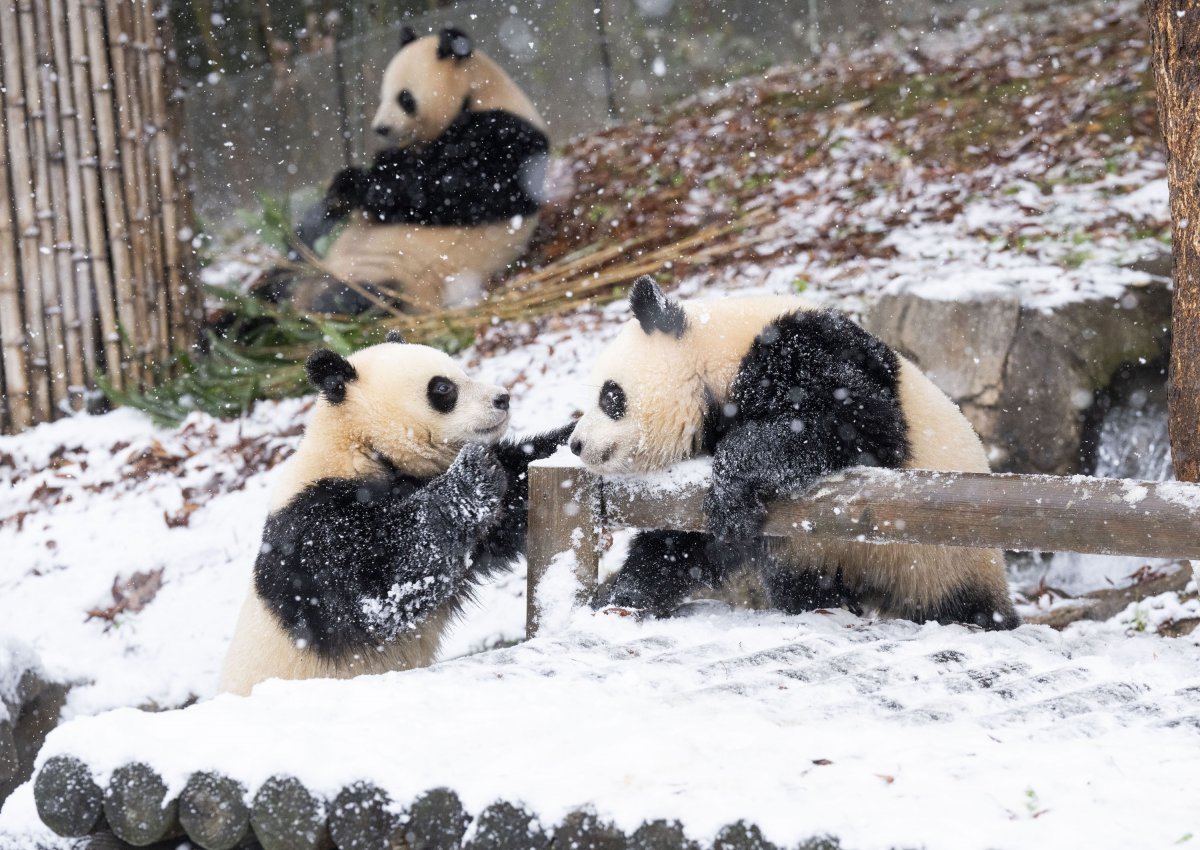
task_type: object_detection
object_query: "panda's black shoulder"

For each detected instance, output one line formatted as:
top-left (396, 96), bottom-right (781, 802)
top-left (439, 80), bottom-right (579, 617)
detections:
top-left (722, 308), bottom-right (908, 467)
top-left (439, 109), bottom-right (549, 157)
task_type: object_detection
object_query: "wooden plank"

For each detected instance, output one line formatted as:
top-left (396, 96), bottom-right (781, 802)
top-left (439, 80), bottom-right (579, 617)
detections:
top-left (597, 468), bottom-right (1200, 560)
top-left (526, 464), bottom-right (600, 637)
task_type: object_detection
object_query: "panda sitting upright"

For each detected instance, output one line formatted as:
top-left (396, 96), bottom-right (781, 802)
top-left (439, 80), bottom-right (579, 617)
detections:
top-left (291, 26), bottom-right (549, 313)
top-left (568, 278), bottom-right (1018, 630)
top-left (220, 332), bottom-right (571, 695)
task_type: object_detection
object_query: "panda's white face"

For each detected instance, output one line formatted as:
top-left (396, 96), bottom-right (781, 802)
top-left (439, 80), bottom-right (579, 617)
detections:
top-left (372, 34), bottom-right (472, 148)
top-left (313, 341), bottom-right (510, 473)
top-left (570, 320), bottom-right (707, 476)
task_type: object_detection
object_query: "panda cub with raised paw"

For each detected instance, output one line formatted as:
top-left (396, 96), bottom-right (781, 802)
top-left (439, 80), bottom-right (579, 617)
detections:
top-left (220, 332), bottom-right (571, 695)
top-left (569, 277), bottom-right (1018, 631)
top-left (290, 26), bottom-right (549, 312)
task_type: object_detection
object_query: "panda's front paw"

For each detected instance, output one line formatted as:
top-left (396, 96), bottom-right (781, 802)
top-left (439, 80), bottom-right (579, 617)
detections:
top-left (325, 168), bottom-right (366, 215)
top-left (704, 482), bottom-right (766, 541)
top-left (449, 443), bottom-right (509, 521)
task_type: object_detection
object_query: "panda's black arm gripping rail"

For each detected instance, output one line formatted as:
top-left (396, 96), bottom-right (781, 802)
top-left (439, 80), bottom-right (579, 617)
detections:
top-left (525, 461), bottom-right (1200, 636)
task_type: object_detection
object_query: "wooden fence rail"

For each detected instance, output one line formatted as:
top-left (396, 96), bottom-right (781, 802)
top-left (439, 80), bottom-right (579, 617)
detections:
top-left (526, 463), bottom-right (1200, 635)
top-left (0, 0), bottom-right (200, 434)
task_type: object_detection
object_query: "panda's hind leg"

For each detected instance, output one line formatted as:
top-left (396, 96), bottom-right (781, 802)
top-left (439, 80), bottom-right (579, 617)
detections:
top-left (758, 556), bottom-right (863, 616)
top-left (597, 530), bottom-right (761, 617)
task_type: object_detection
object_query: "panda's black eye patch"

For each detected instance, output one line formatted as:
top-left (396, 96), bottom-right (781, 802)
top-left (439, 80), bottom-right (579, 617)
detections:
top-left (427, 376), bottom-right (458, 413)
top-left (397, 89), bottom-right (417, 115)
top-left (599, 380), bottom-right (626, 420)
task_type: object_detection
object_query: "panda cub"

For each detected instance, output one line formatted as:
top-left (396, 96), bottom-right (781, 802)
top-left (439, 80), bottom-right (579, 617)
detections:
top-left (220, 333), bottom-right (570, 695)
top-left (293, 26), bottom-right (549, 312)
top-left (569, 278), bottom-right (1018, 630)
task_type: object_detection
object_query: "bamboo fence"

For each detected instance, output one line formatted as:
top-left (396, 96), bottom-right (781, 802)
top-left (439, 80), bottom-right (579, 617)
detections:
top-left (0, 0), bottom-right (200, 434)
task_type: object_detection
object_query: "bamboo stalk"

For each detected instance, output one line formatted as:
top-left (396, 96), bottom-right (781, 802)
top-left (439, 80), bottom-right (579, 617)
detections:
top-left (18, 0), bottom-right (71, 416)
top-left (128, 0), bottom-right (169, 369)
top-left (47, 0), bottom-right (98, 393)
top-left (35, 0), bottom-right (87, 410)
top-left (105, 0), bottom-right (153, 383)
top-left (85, 0), bottom-right (140, 388)
top-left (65, 0), bottom-right (122, 386)
top-left (0, 58), bottom-right (32, 431)
top-left (1, 0), bottom-right (52, 422)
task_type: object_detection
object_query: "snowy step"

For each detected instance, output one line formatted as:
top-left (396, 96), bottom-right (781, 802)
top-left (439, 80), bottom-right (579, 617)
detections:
top-left (26, 609), bottom-right (1200, 850)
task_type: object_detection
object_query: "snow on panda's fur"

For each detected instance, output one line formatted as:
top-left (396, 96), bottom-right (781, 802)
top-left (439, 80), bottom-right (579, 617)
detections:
top-left (568, 278), bottom-right (1018, 629)
top-left (220, 334), bottom-right (571, 695)
top-left (292, 26), bottom-right (548, 313)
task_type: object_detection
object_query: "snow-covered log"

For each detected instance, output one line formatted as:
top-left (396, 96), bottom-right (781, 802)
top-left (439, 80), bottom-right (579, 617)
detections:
top-left (179, 771), bottom-right (250, 850)
top-left (102, 762), bottom-right (179, 845)
top-left (31, 755), bottom-right (103, 837)
top-left (251, 774), bottom-right (330, 850)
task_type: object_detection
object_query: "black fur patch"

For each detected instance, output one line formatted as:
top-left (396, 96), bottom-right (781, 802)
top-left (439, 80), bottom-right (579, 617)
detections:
top-left (596, 531), bottom-right (762, 616)
top-left (426, 376), bottom-right (458, 413)
top-left (437, 27), bottom-right (473, 60)
top-left (399, 25), bottom-right (417, 48)
top-left (629, 277), bottom-right (687, 337)
top-left (385, 329), bottom-right (405, 344)
top-left (313, 110), bottom-right (548, 231)
top-left (761, 562), bottom-right (861, 616)
top-left (255, 425), bottom-right (573, 658)
top-left (306, 349), bottom-right (357, 404)
top-left (599, 380), bottom-right (626, 420)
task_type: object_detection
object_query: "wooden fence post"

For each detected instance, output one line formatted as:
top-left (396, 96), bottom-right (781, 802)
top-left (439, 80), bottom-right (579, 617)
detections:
top-left (1146, 0), bottom-right (1200, 482)
top-left (525, 463), bottom-right (600, 638)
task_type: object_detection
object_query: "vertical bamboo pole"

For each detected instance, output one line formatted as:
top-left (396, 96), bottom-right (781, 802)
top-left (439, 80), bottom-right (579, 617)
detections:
top-left (34, 0), bottom-right (87, 409)
top-left (66, 0), bottom-right (123, 386)
top-left (18, 0), bottom-right (71, 415)
top-left (1, 0), bottom-right (52, 421)
top-left (48, 0), bottom-right (99, 391)
top-left (0, 70), bottom-right (32, 430)
top-left (84, 0), bottom-right (140, 388)
top-left (144, 0), bottom-right (191, 358)
top-left (105, 0), bottom-right (153, 382)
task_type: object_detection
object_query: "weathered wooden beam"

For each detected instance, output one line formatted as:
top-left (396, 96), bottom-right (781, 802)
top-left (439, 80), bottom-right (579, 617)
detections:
top-left (526, 463), bottom-right (601, 637)
top-left (251, 774), bottom-right (330, 850)
top-left (33, 755), bottom-right (104, 837)
top-left (600, 469), bottom-right (1200, 560)
top-left (178, 771), bottom-right (249, 850)
top-left (103, 762), bottom-right (179, 846)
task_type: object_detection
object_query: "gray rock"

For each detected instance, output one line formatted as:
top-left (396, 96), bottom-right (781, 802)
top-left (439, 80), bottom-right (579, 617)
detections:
top-left (864, 281), bottom-right (1172, 474)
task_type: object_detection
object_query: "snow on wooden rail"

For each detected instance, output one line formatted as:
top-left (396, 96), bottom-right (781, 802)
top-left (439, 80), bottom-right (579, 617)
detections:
top-left (526, 461), bottom-right (1200, 635)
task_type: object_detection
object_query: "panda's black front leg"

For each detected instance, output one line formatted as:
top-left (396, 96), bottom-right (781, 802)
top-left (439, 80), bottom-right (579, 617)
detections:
top-left (323, 167), bottom-right (369, 218)
top-left (478, 423), bottom-right (575, 563)
top-left (597, 530), bottom-right (759, 616)
top-left (705, 419), bottom-right (831, 542)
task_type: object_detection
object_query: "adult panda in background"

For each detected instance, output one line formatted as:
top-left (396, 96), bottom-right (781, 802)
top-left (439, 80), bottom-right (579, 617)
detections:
top-left (220, 333), bottom-right (571, 695)
top-left (283, 26), bottom-right (549, 314)
top-left (568, 277), bottom-right (1018, 630)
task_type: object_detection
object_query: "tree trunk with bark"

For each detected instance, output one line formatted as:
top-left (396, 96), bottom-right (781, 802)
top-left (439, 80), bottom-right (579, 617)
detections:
top-left (1146, 0), bottom-right (1200, 481)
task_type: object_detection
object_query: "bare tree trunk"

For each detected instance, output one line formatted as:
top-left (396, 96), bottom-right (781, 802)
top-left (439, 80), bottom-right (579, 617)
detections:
top-left (1146, 0), bottom-right (1200, 481)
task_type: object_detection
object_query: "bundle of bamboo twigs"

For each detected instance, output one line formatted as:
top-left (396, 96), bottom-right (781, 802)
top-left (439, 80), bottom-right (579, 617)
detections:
top-left (0, 0), bottom-right (200, 433)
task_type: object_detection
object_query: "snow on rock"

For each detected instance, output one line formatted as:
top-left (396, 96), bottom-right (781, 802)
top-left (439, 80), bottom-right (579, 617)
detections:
top-left (15, 607), bottom-right (1200, 850)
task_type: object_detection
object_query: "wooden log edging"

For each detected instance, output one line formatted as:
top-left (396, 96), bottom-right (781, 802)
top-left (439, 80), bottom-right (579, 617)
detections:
top-left (526, 463), bottom-right (1200, 637)
top-left (34, 759), bottom-right (818, 850)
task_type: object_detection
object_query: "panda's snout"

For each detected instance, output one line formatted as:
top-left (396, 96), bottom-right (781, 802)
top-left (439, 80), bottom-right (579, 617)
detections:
top-left (569, 437), bottom-right (584, 457)
top-left (493, 393), bottom-right (510, 411)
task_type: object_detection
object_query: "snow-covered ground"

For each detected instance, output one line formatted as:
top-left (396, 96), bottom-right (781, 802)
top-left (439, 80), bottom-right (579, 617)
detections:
top-left (2, 1), bottom-right (1197, 847)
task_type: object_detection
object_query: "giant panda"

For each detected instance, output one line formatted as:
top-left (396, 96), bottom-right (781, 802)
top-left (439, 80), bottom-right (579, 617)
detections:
top-left (568, 278), bottom-right (1018, 630)
top-left (220, 333), bottom-right (571, 695)
top-left (287, 26), bottom-right (549, 313)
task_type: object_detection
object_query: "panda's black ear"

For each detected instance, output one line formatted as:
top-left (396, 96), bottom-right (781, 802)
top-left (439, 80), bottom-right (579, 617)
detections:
top-left (306, 349), bottom-right (358, 405)
top-left (437, 27), bottom-right (473, 60)
top-left (629, 275), bottom-right (687, 338)
top-left (399, 25), bottom-right (417, 49)
top-left (385, 329), bottom-right (405, 344)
